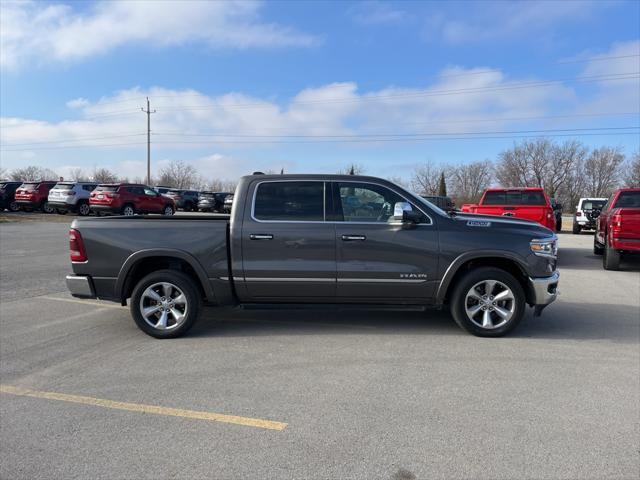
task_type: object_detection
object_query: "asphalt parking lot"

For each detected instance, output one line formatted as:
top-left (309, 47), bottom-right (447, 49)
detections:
top-left (1, 217), bottom-right (639, 479)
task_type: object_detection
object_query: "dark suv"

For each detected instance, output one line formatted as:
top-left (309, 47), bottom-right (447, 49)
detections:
top-left (0, 181), bottom-right (24, 212)
top-left (14, 181), bottom-right (57, 213)
top-left (165, 189), bottom-right (199, 211)
top-left (198, 192), bottom-right (232, 212)
top-left (90, 184), bottom-right (175, 216)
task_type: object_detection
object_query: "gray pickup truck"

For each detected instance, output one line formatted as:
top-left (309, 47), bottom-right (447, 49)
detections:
top-left (66, 174), bottom-right (559, 338)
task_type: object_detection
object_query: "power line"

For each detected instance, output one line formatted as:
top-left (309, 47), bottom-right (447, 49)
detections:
top-left (556, 53), bottom-right (640, 65)
top-left (152, 126), bottom-right (639, 139)
top-left (1, 133), bottom-right (147, 147)
top-left (153, 72), bottom-right (640, 110)
top-left (0, 141), bottom-right (147, 152)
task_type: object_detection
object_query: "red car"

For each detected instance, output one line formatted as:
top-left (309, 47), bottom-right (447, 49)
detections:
top-left (14, 181), bottom-right (57, 213)
top-left (89, 183), bottom-right (175, 216)
top-left (461, 187), bottom-right (556, 231)
top-left (594, 188), bottom-right (640, 270)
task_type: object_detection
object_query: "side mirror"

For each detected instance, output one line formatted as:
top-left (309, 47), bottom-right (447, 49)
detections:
top-left (393, 202), bottom-right (421, 223)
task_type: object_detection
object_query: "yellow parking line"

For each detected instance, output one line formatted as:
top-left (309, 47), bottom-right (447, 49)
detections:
top-left (40, 296), bottom-right (124, 310)
top-left (0, 385), bottom-right (287, 431)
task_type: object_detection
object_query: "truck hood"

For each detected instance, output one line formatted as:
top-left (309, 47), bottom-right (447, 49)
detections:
top-left (452, 212), bottom-right (554, 237)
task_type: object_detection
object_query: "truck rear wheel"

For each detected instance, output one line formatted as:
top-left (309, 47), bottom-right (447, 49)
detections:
top-left (130, 269), bottom-right (202, 338)
top-left (603, 239), bottom-right (620, 271)
top-left (450, 267), bottom-right (526, 337)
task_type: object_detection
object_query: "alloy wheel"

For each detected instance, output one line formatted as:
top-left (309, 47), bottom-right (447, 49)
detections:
top-left (139, 282), bottom-right (188, 330)
top-left (464, 279), bottom-right (515, 329)
top-left (78, 203), bottom-right (90, 216)
top-left (123, 206), bottom-right (135, 216)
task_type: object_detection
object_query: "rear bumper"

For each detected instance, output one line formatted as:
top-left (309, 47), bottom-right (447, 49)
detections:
top-left (528, 271), bottom-right (559, 306)
top-left (15, 200), bottom-right (39, 207)
top-left (610, 237), bottom-right (640, 252)
top-left (66, 275), bottom-right (96, 298)
top-left (48, 201), bottom-right (75, 209)
top-left (90, 204), bottom-right (118, 212)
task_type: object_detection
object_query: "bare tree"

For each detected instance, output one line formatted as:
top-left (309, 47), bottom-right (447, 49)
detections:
top-left (10, 165), bottom-right (58, 181)
top-left (545, 140), bottom-right (588, 198)
top-left (386, 176), bottom-right (408, 188)
top-left (157, 160), bottom-right (200, 189)
top-left (206, 179), bottom-right (237, 192)
top-left (68, 168), bottom-right (89, 182)
top-left (584, 146), bottom-right (624, 197)
top-left (623, 151), bottom-right (640, 188)
top-left (556, 154), bottom-right (587, 212)
top-left (91, 167), bottom-right (119, 183)
top-left (495, 142), bottom-right (531, 187)
top-left (338, 163), bottom-right (365, 175)
top-left (411, 161), bottom-right (446, 195)
top-left (449, 160), bottom-right (494, 205)
top-left (0, 167), bottom-right (8, 180)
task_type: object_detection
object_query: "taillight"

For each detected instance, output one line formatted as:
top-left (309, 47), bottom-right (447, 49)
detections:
top-left (63, 190), bottom-right (76, 195)
top-left (69, 229), bottom-right (87, 262)
top-left (106, 193), bottom-right (120, 199)
top-left (611, 213), bottom-right (623, 237)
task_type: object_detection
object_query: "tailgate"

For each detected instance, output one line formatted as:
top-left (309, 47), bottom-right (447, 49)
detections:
top-left (614, 208), bottom-right (640, 239)
top-left (473, 205), bottom-right (547, 223)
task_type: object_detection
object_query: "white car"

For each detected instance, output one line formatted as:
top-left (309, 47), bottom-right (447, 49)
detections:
top-left (47, 181), bottom-right (98, 216)
top-left (572, 197), bottom-right (607, 234)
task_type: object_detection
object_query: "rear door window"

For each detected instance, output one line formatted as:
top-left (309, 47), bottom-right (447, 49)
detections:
top-left (253, 181), bottom-right (324, 221)
top-left (483, 191), bottom-right (546, 205)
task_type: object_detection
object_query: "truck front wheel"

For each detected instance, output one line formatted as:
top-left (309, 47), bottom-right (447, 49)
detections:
top-left (130, 269), bottom-right (202, 338)
top-left (450, 267), bottom-right (526, 337)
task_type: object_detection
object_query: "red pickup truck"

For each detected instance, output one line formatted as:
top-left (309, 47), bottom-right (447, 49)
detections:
top-left (594, 188), bottom-right (640, 270)
top-left (461, 188), bottom-right (556, 231)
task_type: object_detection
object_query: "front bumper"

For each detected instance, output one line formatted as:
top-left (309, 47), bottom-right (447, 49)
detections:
top-left (528, 271), bottom-right (559, 306)
top-left (66, 275), bottom-right (96, 298)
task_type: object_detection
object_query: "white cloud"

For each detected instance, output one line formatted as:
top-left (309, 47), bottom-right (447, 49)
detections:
top-left (0, 0), bottom-right (319, 70)
top-left (349, 1), bottom-right (407, 26)
top-left (424, 1), bottom-right (608, 44)
top-left (0, 67), bottom-right (579, 179)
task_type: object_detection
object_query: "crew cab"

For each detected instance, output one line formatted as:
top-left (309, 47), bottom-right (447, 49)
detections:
top-left (594, 188), bottom-right (640, 270)
top-left (66, 174), bottom-right (559, 339)
top-left (14, 181), bottom-right (57, 213)
top-left (461, 188), bottom-right (557, 231)
top-left (90, 183), bottom-right (176, 216)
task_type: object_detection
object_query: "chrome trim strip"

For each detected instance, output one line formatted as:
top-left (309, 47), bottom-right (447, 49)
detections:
top-left (249, 179), bottom-right (433, 226)
top-left (337, 278), bottom-right (427, 284)
top-left (244, 277), bottom-right (335, 282)
top-left (243, 277), bottom-right (427, 284)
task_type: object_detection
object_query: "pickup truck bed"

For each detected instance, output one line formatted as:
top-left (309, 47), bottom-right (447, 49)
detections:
top-left (67, 174), bottom-right (560, 338)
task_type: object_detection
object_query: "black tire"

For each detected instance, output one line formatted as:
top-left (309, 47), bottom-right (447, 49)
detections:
top-left (41, 201), bottom-right (54, 214)
top-left (77, 201), bottom-right (91, 216)
top-left (603, 238), bottom-right (620, 270)
top-left (130, 269), bottom-right (202, 338)
top-left (162, 204), bottom-right (175, 216)
top-left (8, 201), bottom-right (19, 212)
top-left (572, 221), bottom-right (581, 234)
top-left (449, 267), bottom-right (526, 337)
top-left (121, 204), bottom-right (135, 216)
top-left (56, 209), bottom-right (67, 215)
top-left (593, 236), bottom-right (604, 255)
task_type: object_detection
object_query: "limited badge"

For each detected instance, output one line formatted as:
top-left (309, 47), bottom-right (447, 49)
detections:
top-left (467, 220), bottom-right (491, 227)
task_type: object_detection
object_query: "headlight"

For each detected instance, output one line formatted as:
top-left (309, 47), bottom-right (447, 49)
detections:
top-left (530, 237), bottom-right (557, 258)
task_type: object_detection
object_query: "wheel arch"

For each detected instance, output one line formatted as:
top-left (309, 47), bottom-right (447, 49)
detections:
top-left (116, 249), bottom-right (216, 305)
top-left (437, 252), bottom-right (534, 306)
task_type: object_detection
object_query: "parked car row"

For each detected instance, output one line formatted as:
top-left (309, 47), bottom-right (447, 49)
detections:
top-left (0, 181), bottom-right (235, 216)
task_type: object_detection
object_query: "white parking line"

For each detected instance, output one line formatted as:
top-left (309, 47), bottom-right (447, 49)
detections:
top-left (40, 296), bottom-right (124, 310)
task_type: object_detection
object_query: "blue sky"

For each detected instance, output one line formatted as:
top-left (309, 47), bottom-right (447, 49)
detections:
top-left (1, 0), bottom-right (639, 182)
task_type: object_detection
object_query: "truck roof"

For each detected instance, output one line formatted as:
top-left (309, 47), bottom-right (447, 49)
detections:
top-left (240, 173), bottom-right (399, 183)
top-left (484, 187), bottom-right (545, 192)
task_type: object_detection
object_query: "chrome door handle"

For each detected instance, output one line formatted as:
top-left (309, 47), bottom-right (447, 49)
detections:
top-left (250, 234), bottom-right (273, 240)
top-left (341, 235), bottom-right (366, 241)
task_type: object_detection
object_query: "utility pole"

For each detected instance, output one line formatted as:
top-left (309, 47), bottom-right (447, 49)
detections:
top-left (141, 97), bottom-right (156, 185)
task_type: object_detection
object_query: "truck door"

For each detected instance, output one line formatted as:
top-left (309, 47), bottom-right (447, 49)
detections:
top-left (332, 181), bottom-right (439, 302)
top-left (240, 180), bottom-right (336, 300)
